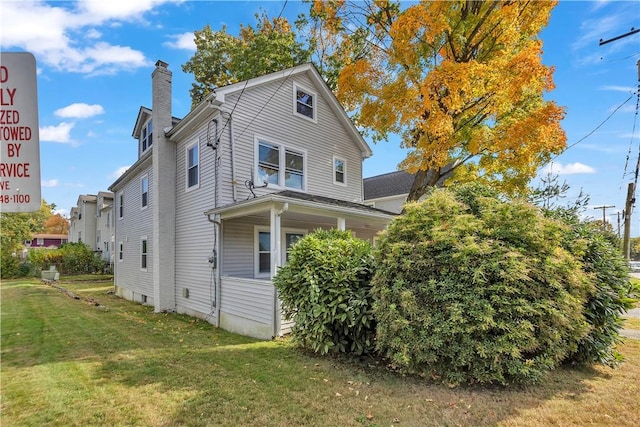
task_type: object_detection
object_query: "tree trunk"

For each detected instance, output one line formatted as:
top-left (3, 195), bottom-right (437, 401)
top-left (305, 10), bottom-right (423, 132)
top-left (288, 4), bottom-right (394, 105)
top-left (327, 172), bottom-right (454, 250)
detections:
top-left (406, 168), bottom-right (443, 202)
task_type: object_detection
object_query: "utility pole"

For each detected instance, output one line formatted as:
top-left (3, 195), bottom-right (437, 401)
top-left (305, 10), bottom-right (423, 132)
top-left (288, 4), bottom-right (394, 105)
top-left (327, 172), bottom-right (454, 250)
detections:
top-left (594, 205), bottom-right (615, 231)
top-left (599, 27), bottom-right (640, 46)
top-left (610, 211), bottom-right (621, 238)
top-left (623, 183), bottom-right (635, 260)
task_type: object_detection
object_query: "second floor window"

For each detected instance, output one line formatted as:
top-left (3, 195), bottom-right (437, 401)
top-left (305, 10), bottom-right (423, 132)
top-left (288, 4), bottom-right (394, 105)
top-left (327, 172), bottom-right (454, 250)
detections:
top-left (118, 192), bottom-right (124, 219)
top-left (142, 120), bottom-right (153, 152)
top-left (187, 142), bottom-right (199, 189)
top-left (257, 139), bottom-right (305, 190)
top-left (141, 175), bottom-right (149, 208)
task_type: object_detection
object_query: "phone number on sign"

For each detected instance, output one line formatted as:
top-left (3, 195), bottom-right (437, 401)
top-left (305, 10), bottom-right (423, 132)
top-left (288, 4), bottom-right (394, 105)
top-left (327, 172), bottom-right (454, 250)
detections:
top-left (0, 194), bottom-right (30, 203)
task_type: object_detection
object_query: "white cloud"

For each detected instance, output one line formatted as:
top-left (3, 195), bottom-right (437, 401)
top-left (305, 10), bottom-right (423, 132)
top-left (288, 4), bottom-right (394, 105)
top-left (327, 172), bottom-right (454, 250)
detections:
top-left (55, 103), bottom-right (105, 118)
top-left (54, 208), bottom-right (70, 217)
top-left (541, 162), bottom-right (597, 175)
top-left (40, 122), bottom-right (76, 144)
top-left (600, 85), bottom-right (636, 93)
top-left (164, 32), bottom-right (196, 50)
top-left (0, 1), bottom-right (178, 74)
top-left (41, 179), bottom-right (59, 188)
top-left (110, 166), bottom-right (131, 179)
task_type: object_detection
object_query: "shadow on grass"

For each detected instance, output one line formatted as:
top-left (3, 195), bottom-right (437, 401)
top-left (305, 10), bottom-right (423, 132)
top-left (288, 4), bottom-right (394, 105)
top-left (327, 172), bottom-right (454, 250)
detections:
top-left (2, 279), bottom-right (636, 426)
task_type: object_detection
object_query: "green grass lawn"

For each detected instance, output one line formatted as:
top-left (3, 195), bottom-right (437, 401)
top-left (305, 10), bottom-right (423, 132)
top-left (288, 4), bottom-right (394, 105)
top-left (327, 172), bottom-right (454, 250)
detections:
top-left (2, 278), bottom-right (639, 427)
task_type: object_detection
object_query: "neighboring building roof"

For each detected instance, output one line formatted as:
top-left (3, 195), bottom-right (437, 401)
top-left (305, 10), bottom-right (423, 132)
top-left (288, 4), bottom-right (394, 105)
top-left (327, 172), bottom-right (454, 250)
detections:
top-left (30, 234), bottom-right (68, 240)
top-left (364, 163), bottom-right (458, 201)
top-left (364, 171), bottom-right (415, 200)
top-left (76, 194), bottom-right (97, 204)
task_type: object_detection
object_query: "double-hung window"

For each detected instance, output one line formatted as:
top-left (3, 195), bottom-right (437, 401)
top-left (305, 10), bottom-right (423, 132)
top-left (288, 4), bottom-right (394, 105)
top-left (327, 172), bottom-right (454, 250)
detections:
top-left (294, 83), bottom-right (316, 122)
top-left (257, 138), bottom-right (305, 190)
top-left (141, 175), bottom-right (149, 208)
top-left (255, 228), bottom-right (306, 278)
top-left (140, 237), bottom-right (148, 271)
top-left (258, 142), bottom-right (280, 186)
top-left (333, 157), bottom-right (346, 185)
top-left (186, 141), bottom-right (199, 190)
top-left (118, 192), bottom-right (124, 219)
top-left (141, 120), bottom-right (153, 153)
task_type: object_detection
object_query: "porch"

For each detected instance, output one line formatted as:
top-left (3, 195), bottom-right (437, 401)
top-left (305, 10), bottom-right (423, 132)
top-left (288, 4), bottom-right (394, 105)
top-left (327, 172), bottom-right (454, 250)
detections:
top-left (205, 191), bottom-right (395, 339)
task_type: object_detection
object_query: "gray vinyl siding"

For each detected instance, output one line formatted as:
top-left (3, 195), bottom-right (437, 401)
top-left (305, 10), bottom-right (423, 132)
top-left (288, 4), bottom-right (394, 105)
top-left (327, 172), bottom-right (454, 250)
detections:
top-left (216, 75), bottom-right (364, 205)
top-left (113, 161), bottom-right (154, 302)
top-left (174, 125), bottom-right (219, 316)
top-left (221, 217), bottom-right (267, 278)
top-left (220, 277), bottom-right (274, 326)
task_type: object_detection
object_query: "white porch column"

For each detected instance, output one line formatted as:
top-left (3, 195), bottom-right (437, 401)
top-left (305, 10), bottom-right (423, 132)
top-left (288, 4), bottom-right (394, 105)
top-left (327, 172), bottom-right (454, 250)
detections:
top-left (270, 205), bottom-right (283, 337)
top-left (269, 205), bottom-right (283, 277)
top-left (337, 216), bottom-right (346, 231)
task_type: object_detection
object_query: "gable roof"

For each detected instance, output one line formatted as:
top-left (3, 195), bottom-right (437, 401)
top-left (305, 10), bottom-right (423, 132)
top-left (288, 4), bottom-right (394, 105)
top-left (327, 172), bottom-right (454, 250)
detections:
top-left (167, 63), bottom-right (372, 158)
top-left (364, 171), bottom-right (415, 200)
top-left (132, 106), bottom-right (181, 139)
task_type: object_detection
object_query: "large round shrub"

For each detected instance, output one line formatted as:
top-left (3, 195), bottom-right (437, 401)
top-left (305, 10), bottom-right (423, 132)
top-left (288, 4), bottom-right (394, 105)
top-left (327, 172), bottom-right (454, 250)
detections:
top-left (548, 209), bottom-right (633, 366)
top-left (274, 229), bottom-right (376, 355)
top-left (372, 184), bottom-right (591, 385)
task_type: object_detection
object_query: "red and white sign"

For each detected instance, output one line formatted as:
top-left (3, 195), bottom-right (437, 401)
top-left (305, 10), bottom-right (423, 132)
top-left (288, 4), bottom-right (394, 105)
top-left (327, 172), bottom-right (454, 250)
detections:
top-left (0, 52), bottom-right (41, 212)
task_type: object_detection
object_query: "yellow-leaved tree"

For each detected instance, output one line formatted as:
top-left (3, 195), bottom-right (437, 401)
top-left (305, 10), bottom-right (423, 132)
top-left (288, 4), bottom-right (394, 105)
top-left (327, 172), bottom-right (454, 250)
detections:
top-left (312, 0), bottom-right (566, 200)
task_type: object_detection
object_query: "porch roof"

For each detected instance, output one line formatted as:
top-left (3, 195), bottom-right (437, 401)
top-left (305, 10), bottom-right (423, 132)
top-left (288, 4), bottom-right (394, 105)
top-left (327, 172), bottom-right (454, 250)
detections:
top-left (204, 190), bottom-right (396, 225)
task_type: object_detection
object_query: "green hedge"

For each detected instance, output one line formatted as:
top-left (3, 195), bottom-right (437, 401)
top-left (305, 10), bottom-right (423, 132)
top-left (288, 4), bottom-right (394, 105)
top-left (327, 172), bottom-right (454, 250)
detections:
top-left (372, 184), bottom-right (591, 385)
top-left (273, 229), bottom-right (376, 355)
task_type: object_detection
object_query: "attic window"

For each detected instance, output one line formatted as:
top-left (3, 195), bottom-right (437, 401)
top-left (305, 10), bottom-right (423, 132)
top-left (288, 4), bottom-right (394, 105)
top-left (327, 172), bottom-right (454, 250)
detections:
top-left (334, 157), bottom-right (346, 185)
top-left (142, 120), bottom-right (153, 153)
top-left (294, 83), bottom-right (316, 122)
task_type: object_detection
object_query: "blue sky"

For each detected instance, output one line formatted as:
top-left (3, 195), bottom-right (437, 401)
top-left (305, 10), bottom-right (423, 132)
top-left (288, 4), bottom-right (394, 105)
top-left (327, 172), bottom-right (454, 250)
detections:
top-left (1, 1), bottom-right (639, 235)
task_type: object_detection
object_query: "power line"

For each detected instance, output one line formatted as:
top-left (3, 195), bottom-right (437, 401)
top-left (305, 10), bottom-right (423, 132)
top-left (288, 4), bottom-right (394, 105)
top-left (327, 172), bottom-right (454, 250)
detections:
top-left (562, 93), bottom-right (634, 154)
top-left (215, 0), bottom-right (289, 141)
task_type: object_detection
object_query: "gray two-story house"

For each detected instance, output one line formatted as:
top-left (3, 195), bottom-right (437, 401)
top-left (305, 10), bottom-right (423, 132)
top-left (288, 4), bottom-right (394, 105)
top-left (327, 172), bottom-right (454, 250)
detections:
top-left (109, 61), bottom-right (394, 339)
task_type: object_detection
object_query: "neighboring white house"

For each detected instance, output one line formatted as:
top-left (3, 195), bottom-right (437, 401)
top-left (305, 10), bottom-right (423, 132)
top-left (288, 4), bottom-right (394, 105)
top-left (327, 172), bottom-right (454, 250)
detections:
top-left (69, 192), bottom-right (115, 266)
top-left (364, 171), bottom-right (416, 214)
top-left (109, 61), bottom-right (395, 339)
top-left (68, 194), bottom-right (98, 249)
top-left (96, 191), bottom-right (115, 266)
top-left (364, 165), bottom-right (458, 213)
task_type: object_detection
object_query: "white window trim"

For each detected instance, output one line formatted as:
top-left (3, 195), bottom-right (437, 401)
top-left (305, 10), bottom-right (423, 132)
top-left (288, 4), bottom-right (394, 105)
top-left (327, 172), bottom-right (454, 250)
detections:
top-left (141, 120), bottom-right (153, 154)
top-left (254, 226), bottom-right (307, 279)
top-left (185, 140), bottom-right (200, 192)
top-left (292, 82), bottom-right (317, 123)
top-left (118, 191), bottom-right (124, 219)
top-left (333, 156), bottom-right (347, 186)
top-left (118, 241), bottom-right (124, 262)
top-left (140, 236), bottom-right (148, 272)
top-left (141, 174), bottom-right (149, 210)
top-left (254, 135), bottom-right (307, 192)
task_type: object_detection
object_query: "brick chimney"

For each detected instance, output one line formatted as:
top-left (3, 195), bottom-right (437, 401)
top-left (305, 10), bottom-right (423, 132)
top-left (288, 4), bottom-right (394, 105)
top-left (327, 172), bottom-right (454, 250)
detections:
top-left (151, 60), bottom-right (176, 312)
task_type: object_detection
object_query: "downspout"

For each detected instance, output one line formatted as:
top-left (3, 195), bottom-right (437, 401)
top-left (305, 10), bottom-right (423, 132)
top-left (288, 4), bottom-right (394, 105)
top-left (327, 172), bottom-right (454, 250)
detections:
top-left (272, 202), bottom-right (289, 338)
top-left (206, 214), bottom-right (222, 328)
